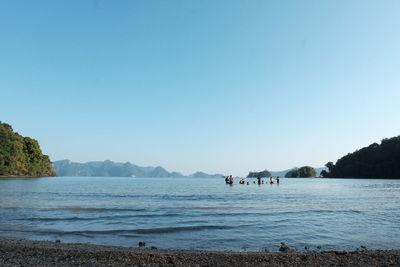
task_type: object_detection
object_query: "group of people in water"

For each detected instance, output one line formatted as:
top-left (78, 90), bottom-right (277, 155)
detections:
top-left (225, 175), bottom-right (234, 184)
top-left (225, 175), bottom-right (280, 185)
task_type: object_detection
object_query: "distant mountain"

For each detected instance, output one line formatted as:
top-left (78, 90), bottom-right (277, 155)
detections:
top-left (148, 166), bottom-right (172, 177)
top-left (53, 160), bottom-right (222, 178)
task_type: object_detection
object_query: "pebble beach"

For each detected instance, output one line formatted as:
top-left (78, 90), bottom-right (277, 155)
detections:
top-left (1, 238), bottom-right (400, 266)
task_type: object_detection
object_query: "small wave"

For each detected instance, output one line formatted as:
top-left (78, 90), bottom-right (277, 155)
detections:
top-left (274, 209), bottom-right (363, 216)
top-left (0, 207), bottom-right (21, 210)
top-left (15, 217), bottom-right (95, 222)
top-left (196, 209), bottom-right (362, 218)
top-left (2, 206), bottom-right (146, 213)
top-left (14, 213), bottom-right (182, 222)
top-left (0, 225), bottom-right (232, 236)
top-left (190, 206), bottom-right (222, 210)
top-left (125, 213), bottom-right (181, 218)
top-left (134, 225), bottom-right (231, 234)
top-left (311, 209), bottom-right (363, 214)
top-left (60, 207), bottom-right (147, 212)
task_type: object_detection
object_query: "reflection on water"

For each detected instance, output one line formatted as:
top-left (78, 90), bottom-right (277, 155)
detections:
top-left (0, 177), bottom-right (400, 252)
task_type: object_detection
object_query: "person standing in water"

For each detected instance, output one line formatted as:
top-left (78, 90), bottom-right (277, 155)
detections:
top-left (257, 176), bottom-right (261, 184)
top-left (277, 176), bottom-right (280, 184)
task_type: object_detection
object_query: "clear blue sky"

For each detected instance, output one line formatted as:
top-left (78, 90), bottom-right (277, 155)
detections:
top-left (1, 0), bottom-right (399, 176)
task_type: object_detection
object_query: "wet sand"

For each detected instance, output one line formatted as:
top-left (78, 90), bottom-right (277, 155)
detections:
top-left (1, 238), bottom-right (400, 266)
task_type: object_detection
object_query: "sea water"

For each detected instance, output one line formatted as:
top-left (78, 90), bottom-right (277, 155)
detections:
top-left (0, 176), bottom-right (399, 252)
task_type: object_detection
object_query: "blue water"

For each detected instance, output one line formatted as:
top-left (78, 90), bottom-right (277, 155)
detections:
top-left (0, 176), bottom-right (399, 252)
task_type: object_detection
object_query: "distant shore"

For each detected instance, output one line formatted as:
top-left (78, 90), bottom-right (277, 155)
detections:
top-left (1, 238), bottom-right (399, 266)
top-left (0, 175), bottom-right (55, 179)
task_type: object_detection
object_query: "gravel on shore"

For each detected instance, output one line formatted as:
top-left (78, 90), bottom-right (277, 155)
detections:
top-left (1, 238), bottom-right (400, 266)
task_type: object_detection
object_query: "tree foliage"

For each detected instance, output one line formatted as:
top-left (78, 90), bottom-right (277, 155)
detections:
top-left (0, 121), bottom-right (56, 177)
top-left (322, 136), bottom-right (400, 178)
top-left (285, 166), bottom-right (316, 178)
top-left (247, 170), bottom-right (271, 178)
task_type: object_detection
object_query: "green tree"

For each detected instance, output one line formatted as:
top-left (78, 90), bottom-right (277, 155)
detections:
top-left (0, 121), bottom-right (56, 177)
top-left (285, 166), bottom-right (316, 178)
top-left (325, 162), bottom-right (334, 172)
top-left (323, 136), bottom-right (400, 178)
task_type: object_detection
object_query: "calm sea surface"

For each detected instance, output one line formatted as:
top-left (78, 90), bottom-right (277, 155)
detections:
top-left (0, 177), bottom-right (399, 252)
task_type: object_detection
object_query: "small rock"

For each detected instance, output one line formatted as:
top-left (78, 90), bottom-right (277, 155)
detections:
top-left (316, 245), bottom-right (321, 249)
top-left (138, 242), bottom-right (146, 247)
top-left (150, 246), bottom-right (158, 250)
top-left (300, 254), bottom-right (308, 261)
top-left (279, 242), bottom-right (290, 253)
top-left (55, 240), bottom-right (61, 244)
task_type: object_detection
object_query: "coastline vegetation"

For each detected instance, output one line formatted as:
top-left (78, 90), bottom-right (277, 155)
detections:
top-left (285, 166), bottom-right (316, 178)
top-left (247, 170), bottom-right (271, 178)
top-left (321, 136), bottom-right (400, 178)
top-left (0, 121), bottom-right (56, 177)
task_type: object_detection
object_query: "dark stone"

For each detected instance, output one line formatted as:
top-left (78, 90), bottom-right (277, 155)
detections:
top-left (279, 242), bottom-right (290, 253)
top-left (55, 240), bottom-right (61, 244)
top-left (138, 242), bottom-right (146, 247)
top-left (300, 255), bottom-right (308, 261)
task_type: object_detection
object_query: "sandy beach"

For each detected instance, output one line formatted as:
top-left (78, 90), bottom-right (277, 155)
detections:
top-left (1, 238), bottom-right (399, 266)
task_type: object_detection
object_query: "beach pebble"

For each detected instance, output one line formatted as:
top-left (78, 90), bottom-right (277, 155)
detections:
top-left (55, 240), bottom-right (61, 244)
top-left (138, 242), bottom-right (146, 247)
top-left (1, 237), bottom-right (400, 266)
top-left (279, 242), bottom-right (291, 253)
top-left (300, 254), bottom-right (308, 261)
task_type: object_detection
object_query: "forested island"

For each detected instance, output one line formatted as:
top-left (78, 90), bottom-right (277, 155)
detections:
top-left (285, 166), bottom-right (316, 178)
top-left (247, 167), bottom-right (321, 178)
top-left (247, 170), bottom-right (271, 178)
top-left (0, 121), bottom-right (56, 177)
top-left (321, 136), bottom-right (400, 178)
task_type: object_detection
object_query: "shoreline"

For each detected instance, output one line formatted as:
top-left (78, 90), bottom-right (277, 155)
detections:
top-left (1, 238), bottom-right (399, 266)
top-left (0, 175), bottom-right (56, 179)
